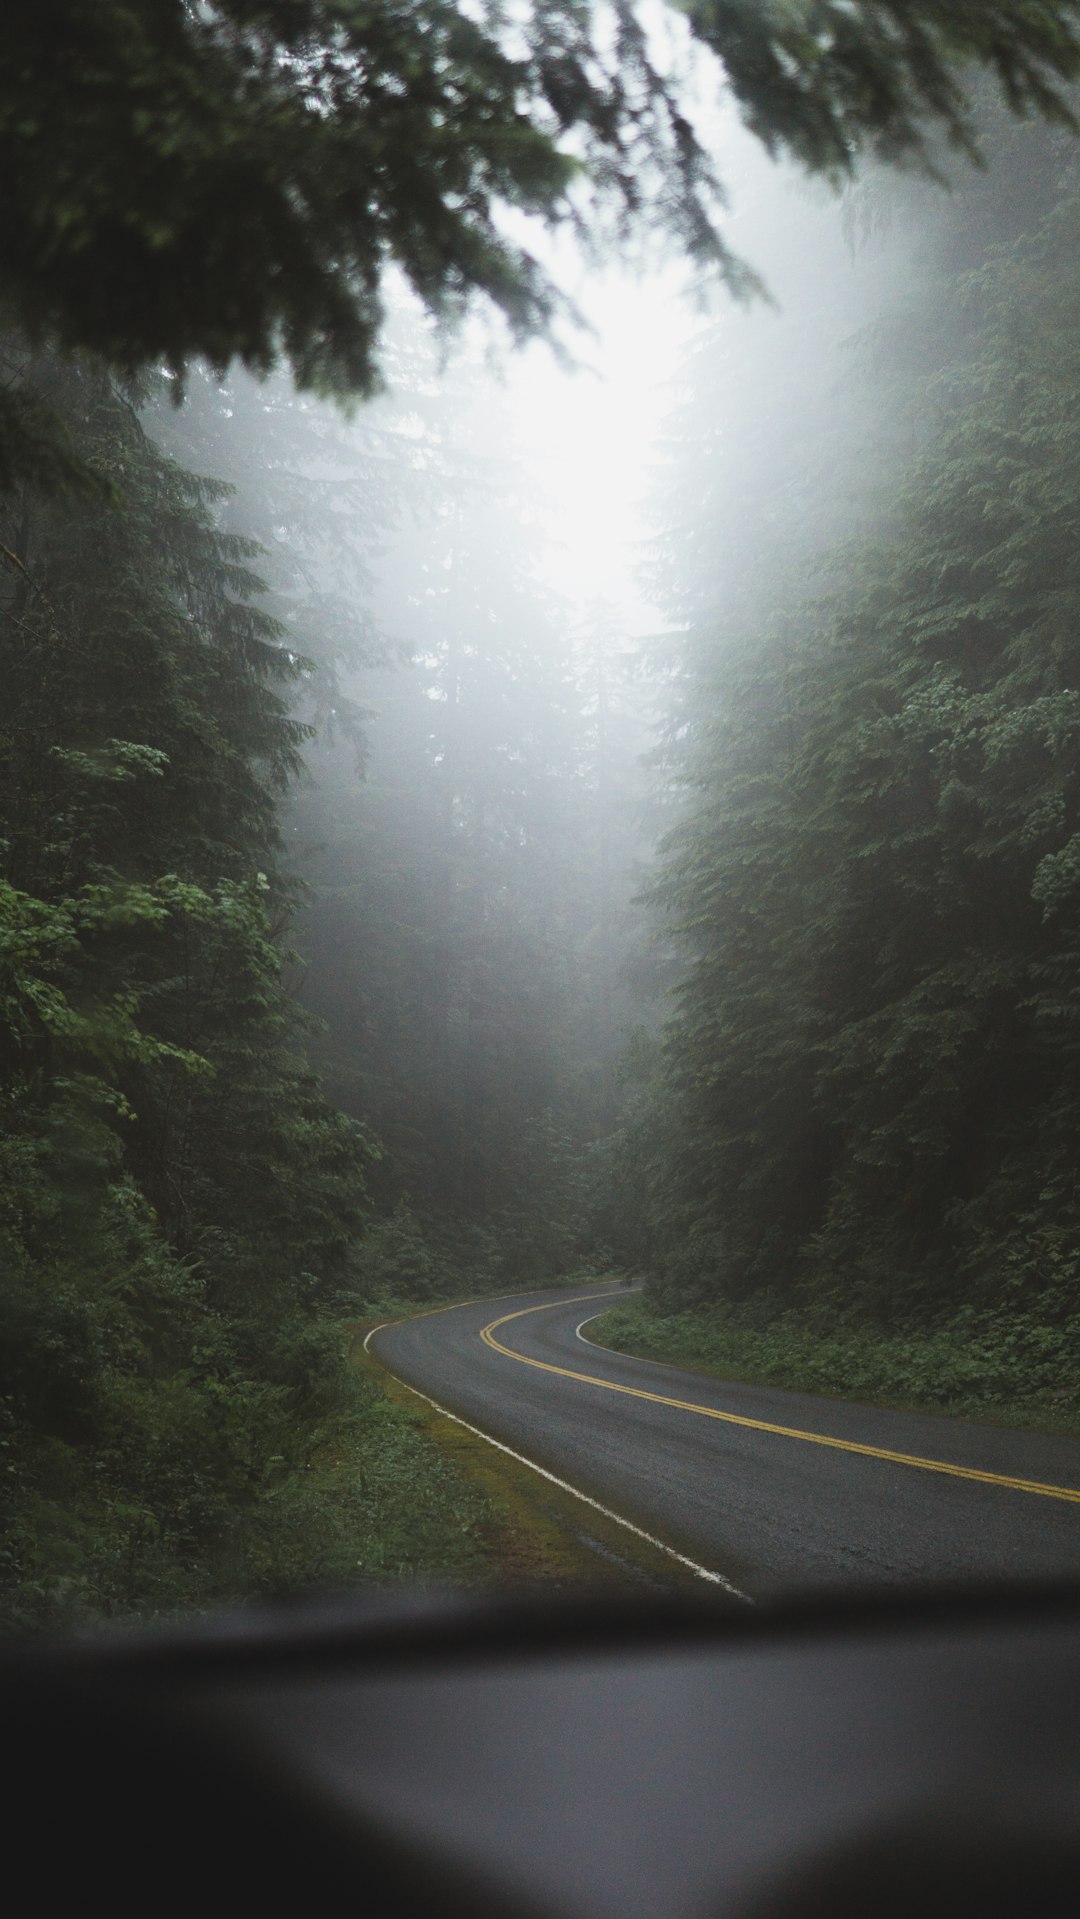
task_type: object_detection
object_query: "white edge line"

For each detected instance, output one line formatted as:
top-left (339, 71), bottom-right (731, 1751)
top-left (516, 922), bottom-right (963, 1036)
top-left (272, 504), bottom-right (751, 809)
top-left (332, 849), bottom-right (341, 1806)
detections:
top-left (364, 1326), bottom-right (751, 1603)
top-left (576, 1288), bottom-right (642, 1347)
top-left (575, 1300), bottom-right (733, 1385)
top-left (576, 1311), bottom-right (607, 1345)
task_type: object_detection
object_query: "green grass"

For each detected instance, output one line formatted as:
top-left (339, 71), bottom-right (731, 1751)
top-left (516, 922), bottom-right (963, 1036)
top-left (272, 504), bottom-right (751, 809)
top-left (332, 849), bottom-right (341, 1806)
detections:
top-left (590, 1295), bottom-right (1080, 1438)
top-left (342, 1296), bottom-right (625, 1589)
top-left (280, 1363), bottom-right (510, 1589)
top-left (230, 1289), bottom-right (583, 1595)
top-left (350, 1288), bottom-right (704, 1590)
top-left (0, 1302), bottom-right (516, 1637)
top-left (0, 1278), bottom-right (689, 1635)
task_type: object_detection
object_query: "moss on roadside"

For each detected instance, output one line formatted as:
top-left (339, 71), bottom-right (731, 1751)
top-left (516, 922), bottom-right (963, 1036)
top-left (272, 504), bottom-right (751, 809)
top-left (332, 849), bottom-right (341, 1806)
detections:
top-left (350, 1310), bottom-right (706, 1592)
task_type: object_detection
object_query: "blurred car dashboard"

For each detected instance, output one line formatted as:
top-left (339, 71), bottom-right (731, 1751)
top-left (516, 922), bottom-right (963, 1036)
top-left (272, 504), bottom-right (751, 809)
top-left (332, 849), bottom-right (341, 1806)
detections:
top-left (6, 1583), bottom-right (1080, 1916)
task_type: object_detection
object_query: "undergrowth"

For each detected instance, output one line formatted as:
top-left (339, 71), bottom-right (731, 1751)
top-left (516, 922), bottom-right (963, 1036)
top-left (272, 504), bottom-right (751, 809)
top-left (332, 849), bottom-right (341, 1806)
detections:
top-left (0, 1305), bottom-right (509, 1637)
top-left (593, 1295), bottom-right (1080, 1437)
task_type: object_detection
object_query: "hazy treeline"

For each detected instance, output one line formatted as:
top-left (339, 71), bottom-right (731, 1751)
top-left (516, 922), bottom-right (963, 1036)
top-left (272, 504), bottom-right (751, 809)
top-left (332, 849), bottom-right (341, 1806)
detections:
top-left (612, 102), bottom-right (1080, 1407)
top-left (290, 363), bottom-right (658, 1294)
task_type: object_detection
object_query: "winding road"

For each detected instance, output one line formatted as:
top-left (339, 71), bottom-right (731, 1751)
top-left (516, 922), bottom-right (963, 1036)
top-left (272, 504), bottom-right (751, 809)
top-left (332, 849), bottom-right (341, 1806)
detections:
top-left (370, 1282), bottom-right (1080, 1598)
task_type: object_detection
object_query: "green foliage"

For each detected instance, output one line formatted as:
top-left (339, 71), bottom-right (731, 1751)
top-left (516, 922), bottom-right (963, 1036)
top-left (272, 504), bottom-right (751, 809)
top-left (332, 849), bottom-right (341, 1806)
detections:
top-left (6, 1), bottom-right (1080, 503)
top-left (0, 1178), bottom-right (501, 1626)
top-left (274, 1371), bottom-right (503, 1588)
top-left (684, 0), bottom-right (1080, 176)
top-left (596, 1292), bottom-right (1080, 1432)
top-left (627, 110), bottom-right (1080, 1350)
top-left (0, 0), bottom-right (729, 403)
top-left (352, 1204), bottom-right (450, 1303)
top-left (0, 337), bottom-right (385, 1631)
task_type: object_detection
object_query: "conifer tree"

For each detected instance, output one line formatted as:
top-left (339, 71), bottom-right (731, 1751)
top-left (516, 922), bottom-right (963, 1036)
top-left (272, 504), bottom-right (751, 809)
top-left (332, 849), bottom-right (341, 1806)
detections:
top-left (7, 0), bottom-right (1080, 454)
top-left (0, 342), bottom-right (376, 1626)
top-left (636, 112), bottom-right (1080, 1321)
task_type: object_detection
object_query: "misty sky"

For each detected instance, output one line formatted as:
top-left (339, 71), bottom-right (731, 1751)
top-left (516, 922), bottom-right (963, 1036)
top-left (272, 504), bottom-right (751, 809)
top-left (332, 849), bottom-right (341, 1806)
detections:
top-left (503, 267), bottom-right (697, 633)
top-left (387, 121), bottom-right (884, 649)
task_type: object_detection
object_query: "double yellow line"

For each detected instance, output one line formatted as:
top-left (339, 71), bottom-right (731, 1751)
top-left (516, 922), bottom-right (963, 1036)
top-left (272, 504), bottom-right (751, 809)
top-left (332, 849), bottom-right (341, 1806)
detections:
top-left (481, 1296), bottom-right (1080, 1507)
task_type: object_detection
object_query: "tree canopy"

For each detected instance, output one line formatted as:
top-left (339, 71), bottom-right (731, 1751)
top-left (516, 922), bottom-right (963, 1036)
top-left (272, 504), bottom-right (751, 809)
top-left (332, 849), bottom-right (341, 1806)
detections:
top-left (7, 0), bottom-right (1080, 400)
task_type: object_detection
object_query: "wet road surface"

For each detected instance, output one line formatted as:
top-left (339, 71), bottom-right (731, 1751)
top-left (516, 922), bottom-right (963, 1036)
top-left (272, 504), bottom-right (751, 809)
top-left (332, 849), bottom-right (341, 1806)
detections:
top-left (371, 1283), bottom-right (1080, 1597)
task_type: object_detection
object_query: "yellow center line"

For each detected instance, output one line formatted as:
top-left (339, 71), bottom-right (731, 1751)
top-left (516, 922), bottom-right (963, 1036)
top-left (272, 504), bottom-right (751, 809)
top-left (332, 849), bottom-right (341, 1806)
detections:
top-left (480, 1296), bottom-right (1080, 1507)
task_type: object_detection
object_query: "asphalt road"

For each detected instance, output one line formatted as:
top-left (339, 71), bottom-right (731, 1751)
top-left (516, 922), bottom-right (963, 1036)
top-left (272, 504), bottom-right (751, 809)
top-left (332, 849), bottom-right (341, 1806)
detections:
top-left (370, 1282), bottom-right (1080, 1598)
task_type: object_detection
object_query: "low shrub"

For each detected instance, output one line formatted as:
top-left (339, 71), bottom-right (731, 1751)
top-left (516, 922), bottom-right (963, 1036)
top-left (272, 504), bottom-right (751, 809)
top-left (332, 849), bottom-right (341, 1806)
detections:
top-left (593, 1293), bottom-right (1080, 1434)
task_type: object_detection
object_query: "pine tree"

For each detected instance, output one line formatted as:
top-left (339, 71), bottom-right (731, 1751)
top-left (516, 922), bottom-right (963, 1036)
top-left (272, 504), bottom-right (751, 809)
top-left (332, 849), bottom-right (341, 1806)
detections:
top-left (635, 113), bottom-right (1080, 1323)
top-left (0, 341), bottom-right (376, 1627)
top-left (6, 0), bottom-right (1080, 463)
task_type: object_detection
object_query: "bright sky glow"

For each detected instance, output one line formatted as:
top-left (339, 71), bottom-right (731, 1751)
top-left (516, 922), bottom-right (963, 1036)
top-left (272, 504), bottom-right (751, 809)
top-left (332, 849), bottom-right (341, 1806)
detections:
top-left (496, 264), bottom-right (698, 636)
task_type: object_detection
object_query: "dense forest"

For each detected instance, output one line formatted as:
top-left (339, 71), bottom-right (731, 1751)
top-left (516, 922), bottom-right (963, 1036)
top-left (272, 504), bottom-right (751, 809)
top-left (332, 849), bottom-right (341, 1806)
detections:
top-left (7, 1), bottom-right (1080, 1627)
top-left (603, 102), bottom-right (1080, 1415)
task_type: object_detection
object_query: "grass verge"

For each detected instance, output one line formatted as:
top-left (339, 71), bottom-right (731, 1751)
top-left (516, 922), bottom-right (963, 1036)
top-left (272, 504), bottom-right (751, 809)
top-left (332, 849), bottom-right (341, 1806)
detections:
top-left (350, 1298), bottom-right (709, 1592)
top-left (589, 1296), bottom-right (1080, 1439)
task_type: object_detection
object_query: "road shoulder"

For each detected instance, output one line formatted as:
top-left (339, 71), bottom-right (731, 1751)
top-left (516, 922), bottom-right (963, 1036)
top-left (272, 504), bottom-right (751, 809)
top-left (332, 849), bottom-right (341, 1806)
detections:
top-left (353, 1317), bottom-right (708, 1593)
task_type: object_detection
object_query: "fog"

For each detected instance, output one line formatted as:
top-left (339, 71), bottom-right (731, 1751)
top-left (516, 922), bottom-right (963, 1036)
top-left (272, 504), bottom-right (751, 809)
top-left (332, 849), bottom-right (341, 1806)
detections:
top-left (136, 128), bottom-right (948, 1278)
